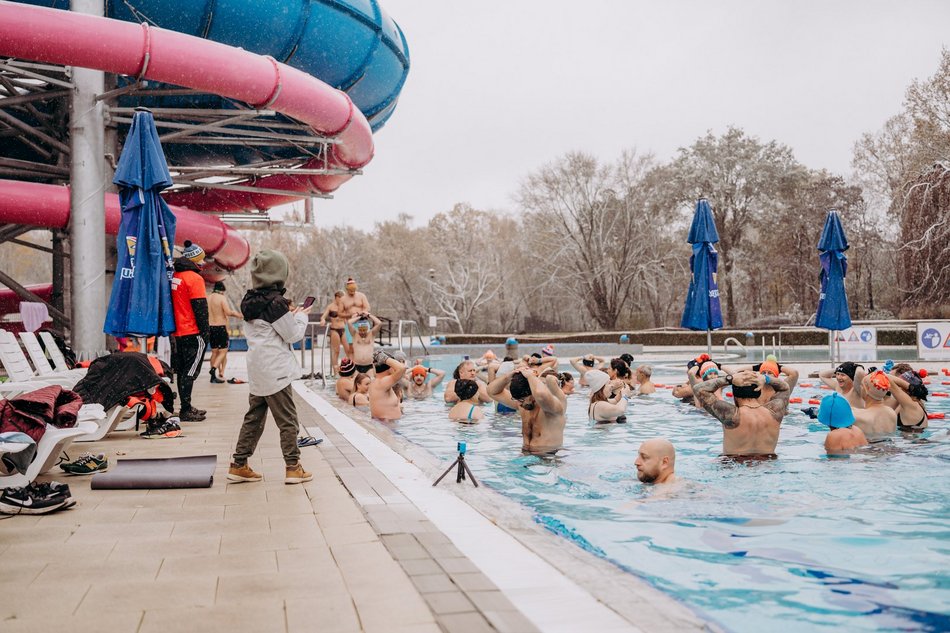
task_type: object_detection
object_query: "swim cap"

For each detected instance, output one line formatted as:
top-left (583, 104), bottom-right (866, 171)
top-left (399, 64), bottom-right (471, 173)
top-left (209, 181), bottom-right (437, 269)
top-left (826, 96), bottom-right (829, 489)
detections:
top-left (454, 379), bottom-right (479, 401)
top-left (766, 354), bottom-right (778, 363)
top-left (700, 361), bottom-right (720, 380)
top-left (496, 361), bottom-right (515, 377)
top-left (834, 362), bottom-right (859, 381)
top-left (410, 366), bottom-right (428, 379)
top-left (483, 350), bottom-right (496, 361)
top-left (345, 277), bottom-right (357, 288)
top-left (901, 370), bottom-right (928, 400)
top-left (585, 370), bottom-right (610, 395)
top-left (732, 383), bottom-right (761, 399)
top-left (541, 344), bottom-right (555, 357)
top-left (864, 371), bottom-right (890, 400)
top-left (339, 358), bottom-right (355, 377)
top-left (818, 393), bottom-right (855, 428)
top-left (620, 353), bottom-right (634, 365)
top-left (356, 320), bottom-right (370, 330)
top-left (759, 360), bottom-right (780, 378)
top-left (582, 357), bottom-right (595, 367)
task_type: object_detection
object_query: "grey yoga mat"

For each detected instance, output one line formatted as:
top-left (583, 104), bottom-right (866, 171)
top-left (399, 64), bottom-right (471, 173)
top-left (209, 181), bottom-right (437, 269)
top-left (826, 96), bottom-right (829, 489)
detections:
top-left (91, 455), bottom-right (216, 489)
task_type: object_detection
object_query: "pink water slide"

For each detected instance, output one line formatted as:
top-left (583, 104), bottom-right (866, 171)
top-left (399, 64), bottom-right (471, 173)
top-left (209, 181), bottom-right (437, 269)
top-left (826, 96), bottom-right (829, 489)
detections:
top-left (0, 0), bottom-right (377, 267)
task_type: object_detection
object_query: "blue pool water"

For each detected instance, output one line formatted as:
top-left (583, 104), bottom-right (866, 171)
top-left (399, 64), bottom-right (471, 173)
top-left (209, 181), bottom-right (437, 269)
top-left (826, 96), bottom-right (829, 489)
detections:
top-left (324, 357), bottom-right (950, 632)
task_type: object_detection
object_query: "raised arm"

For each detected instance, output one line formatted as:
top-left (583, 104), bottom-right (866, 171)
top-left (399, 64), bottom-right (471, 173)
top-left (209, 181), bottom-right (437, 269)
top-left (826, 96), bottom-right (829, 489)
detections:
top-left (761, 375), bottom-right (791, 419)
top-left (488, 372), bottom-right (519, 409)
top-left (569, 357), bottom-right (585, 371)
top-left (374, 357), bottom-right (406, 390)
top-left (428, 368), bottom-right (446, 389)
top-left (693, 375), bottom-right (738, 427)
top-left (818, 368), bottom-right (838, 389)
top-left (368, 312), bottom-right (382, 335)
top-left (886, 375), bottom-right (920, 411)
top-left (523, 369), bottom-right (564, 415)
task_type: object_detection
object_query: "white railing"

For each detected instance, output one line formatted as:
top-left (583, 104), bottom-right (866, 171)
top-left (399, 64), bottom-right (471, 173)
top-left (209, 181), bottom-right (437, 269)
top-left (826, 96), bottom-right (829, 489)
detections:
top-left (397, 319), bottom-right (429, 359)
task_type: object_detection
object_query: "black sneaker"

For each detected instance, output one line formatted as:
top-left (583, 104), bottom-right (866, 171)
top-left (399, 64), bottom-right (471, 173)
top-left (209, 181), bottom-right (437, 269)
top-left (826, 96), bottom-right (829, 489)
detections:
top-left (179, 408), bottom-right (206, 422)
top-left (140, 418), bottom-right (183, 439)
top-left (0, 486), bottom-right (69, 515)
top-left (29, 481), bottom-right (76, 509)
top-left (210, 368), bottom-right (225, 384)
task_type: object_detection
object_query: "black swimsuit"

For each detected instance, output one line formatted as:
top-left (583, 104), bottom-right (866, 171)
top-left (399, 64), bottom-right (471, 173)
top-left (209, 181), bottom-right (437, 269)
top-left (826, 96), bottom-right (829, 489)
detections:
top-left (897, 408), bottom-right (927, 431)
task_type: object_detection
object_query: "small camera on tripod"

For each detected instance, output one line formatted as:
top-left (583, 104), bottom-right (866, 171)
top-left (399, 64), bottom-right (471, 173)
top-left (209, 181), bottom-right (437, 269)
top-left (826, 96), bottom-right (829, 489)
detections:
top-left (433, 440), bottom-right (477, 487)
top-left (457, 441), bottom-right (466, 455)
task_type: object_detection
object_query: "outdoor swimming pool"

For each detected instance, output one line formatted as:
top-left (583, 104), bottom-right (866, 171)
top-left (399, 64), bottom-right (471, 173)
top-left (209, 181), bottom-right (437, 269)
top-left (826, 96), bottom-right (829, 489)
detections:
top-left (323, 357), bottom-right (950, 633)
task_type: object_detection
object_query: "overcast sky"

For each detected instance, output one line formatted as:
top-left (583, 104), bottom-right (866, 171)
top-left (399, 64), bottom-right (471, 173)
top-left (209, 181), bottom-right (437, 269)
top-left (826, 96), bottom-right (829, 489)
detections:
top-left (307, 0), bottom-right (950, 228)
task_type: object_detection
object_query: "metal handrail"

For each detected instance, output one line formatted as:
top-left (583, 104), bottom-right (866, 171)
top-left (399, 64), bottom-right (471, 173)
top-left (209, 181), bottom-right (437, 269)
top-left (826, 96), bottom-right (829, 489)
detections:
top-left (317, 323), bottom-right (328, 386)
top-left (723, 337), bottom-right (746, 355)
top-left (396, 319), bottom-right (429, 358)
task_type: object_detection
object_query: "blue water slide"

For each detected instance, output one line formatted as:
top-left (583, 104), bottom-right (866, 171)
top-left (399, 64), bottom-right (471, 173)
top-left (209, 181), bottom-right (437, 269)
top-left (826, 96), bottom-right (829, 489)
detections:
top-left (17, 0), bottom-right (410, 131)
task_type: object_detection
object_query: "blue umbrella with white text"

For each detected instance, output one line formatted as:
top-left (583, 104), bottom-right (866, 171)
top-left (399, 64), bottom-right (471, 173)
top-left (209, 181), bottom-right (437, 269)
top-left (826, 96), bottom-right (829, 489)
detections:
top-left (104, 108), bottom-right (177, 338)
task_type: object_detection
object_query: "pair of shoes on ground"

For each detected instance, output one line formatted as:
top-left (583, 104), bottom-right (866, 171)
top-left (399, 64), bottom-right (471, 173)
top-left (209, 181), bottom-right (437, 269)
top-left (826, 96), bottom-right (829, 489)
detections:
top-left (140, 416), bottom-right (182, 439)
top-left (226, 462), bottom-right (313, 485)
top-left (59, 452), bottom-right (108, 475)
top-left (210, 368), bottom-right (245, 384)
top-left (0, 480), bottom-right (75, 515)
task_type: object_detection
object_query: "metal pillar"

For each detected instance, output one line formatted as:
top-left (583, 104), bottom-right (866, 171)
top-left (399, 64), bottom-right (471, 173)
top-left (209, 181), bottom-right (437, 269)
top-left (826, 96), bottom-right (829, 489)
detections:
top-left (304, 196), bottom-right (314, 224)
top-left (51, 229), bottom-right (66, 334)
top-left (68, 0), bottom-right (107, 360)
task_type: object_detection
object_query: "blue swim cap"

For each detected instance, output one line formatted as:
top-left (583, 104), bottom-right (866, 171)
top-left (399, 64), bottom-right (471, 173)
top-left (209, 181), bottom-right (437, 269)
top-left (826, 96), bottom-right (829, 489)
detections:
top-left (620, 334), bottom-right (630, 343)
top-left (818, 393), bottom-right (855, 428)
top-left (506, 337), bottom-right (518, 345)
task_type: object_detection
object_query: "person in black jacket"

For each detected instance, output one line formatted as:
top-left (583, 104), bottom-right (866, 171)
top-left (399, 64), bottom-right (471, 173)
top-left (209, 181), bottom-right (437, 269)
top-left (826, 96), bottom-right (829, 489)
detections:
top-left (171, 241), bottom-right (209, 422)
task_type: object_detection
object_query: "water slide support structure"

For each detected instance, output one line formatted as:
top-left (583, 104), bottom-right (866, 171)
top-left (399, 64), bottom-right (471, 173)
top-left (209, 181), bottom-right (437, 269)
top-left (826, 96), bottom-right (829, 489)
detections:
top-left (68, 0), bottom-right (107, 359)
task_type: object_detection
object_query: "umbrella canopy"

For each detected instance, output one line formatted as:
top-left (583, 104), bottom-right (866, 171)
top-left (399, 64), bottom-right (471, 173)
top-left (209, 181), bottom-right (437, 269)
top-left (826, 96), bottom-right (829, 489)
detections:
top-left (815, 210), bottom-right (851, 331)
top-left (103, 108), bottom-right (177, 338)
top-left (681, 199), bottom-right (724, 331)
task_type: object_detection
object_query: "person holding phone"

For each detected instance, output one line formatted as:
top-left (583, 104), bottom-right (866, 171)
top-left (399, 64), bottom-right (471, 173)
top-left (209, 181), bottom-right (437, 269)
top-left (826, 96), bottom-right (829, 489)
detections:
top-left (228, 249), bottom-right (314, 485)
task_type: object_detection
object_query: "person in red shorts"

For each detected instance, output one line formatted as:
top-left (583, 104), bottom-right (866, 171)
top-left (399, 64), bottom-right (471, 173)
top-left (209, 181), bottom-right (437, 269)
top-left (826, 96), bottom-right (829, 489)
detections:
top-left (171, 240), bottom-right (210, 421)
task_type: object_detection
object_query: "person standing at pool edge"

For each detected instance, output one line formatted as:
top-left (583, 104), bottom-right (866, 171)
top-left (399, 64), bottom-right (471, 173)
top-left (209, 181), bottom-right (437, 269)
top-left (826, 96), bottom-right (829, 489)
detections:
top-left (693, 369), bottom-right (791, 458)
top-left (207, 281), bottom-right (243, 384)
top-left (228, 249), bottom-right (313, 485)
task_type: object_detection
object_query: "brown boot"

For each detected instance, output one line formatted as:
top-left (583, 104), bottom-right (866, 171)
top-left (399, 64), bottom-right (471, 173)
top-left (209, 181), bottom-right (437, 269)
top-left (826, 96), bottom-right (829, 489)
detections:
top-left (227, 463), bottom-right (262, 483)
top-left (285, 463), bottom-right (313, 485)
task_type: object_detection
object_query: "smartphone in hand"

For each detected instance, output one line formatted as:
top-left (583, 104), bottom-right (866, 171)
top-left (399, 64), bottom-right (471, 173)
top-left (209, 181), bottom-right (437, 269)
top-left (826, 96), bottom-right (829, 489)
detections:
top-left (301, 296), bottom-right (316, 309)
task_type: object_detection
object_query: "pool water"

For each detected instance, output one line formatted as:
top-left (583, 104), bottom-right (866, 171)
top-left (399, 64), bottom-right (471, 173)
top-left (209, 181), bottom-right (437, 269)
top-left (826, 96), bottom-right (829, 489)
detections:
top-left (324, 358), bottom-right (950, 633)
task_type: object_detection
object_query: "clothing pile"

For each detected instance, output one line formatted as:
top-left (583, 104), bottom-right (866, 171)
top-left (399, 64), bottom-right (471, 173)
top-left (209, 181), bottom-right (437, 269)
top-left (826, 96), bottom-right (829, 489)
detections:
top-left (0, 385), bottom-right (83, 441)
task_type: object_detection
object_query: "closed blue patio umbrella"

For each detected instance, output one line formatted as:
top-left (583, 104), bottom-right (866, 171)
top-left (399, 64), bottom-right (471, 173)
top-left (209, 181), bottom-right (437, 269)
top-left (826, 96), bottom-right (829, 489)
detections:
top-left (681, 198), bottom-right (723, 354)
top-left (814, 210), bottom-right (851, 360)
top-left (104, 108), bottom-right (177, 339)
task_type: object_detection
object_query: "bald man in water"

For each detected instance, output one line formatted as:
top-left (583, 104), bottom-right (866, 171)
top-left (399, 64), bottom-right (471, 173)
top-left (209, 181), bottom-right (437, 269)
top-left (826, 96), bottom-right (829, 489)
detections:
top-left (635, 438), bottom-right (678, 484)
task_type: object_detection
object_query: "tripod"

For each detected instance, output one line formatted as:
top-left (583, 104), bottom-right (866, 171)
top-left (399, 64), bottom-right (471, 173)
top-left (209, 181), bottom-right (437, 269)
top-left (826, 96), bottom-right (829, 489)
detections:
top-left (433, 443), bottom-right (478, 488)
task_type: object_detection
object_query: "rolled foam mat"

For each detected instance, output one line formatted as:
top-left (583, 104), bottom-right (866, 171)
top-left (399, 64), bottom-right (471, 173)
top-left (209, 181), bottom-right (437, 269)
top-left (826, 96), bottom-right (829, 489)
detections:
top-left (91, 455), bottom-right (216, 489)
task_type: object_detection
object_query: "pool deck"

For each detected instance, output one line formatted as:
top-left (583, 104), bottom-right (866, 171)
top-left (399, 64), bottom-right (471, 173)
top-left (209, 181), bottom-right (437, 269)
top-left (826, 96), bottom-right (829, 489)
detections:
top-left (0, 353), bottom-right (711, 633)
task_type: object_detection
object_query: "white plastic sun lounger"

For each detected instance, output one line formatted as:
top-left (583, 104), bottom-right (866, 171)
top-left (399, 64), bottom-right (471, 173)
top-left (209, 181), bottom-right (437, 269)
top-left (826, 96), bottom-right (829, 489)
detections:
top-left (38, 331), bottom-right (74, 373)
top-left (0, 420), bottom-right (98, 488)
top-left (0, 330), bottom-right (80, 389)
top-left (18, 332), bottom-right (86, 382)
top-left (74, 404), bottom-right (129, 442)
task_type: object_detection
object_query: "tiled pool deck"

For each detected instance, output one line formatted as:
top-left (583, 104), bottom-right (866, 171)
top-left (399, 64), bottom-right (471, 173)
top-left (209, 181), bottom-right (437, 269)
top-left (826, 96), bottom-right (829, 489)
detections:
top-left (0, 353), bottom-right (712, 632)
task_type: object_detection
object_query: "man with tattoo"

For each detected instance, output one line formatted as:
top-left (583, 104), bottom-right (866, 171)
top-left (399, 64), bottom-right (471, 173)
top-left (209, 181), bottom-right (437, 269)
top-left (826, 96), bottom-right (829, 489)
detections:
top-left (692, 369), bottom-right (790, 458)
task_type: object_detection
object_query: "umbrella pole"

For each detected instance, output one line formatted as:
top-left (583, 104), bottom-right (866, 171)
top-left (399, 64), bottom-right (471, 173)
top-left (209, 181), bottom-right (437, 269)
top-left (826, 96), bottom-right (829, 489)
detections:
top-left (706, 330), bottom-right (712, 356)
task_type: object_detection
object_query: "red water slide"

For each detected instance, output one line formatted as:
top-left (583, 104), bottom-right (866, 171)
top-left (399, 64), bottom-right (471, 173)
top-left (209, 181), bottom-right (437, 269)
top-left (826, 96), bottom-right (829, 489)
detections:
top-left (0, 0), bottom-right (376, 260)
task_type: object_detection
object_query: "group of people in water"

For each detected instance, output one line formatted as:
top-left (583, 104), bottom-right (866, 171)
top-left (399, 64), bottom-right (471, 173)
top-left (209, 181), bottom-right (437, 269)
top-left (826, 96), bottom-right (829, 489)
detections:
top-left (329, 334), bottom-right (936, 486)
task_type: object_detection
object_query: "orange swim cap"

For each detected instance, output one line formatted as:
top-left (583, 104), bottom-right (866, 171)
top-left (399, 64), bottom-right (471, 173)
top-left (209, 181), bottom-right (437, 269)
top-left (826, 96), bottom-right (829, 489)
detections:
top-left (410, 366), bottom-right (428, 378)
top-left (759, 360), bottom-right (780, 378)
top-left (865, 370), bottom-right (890, 400)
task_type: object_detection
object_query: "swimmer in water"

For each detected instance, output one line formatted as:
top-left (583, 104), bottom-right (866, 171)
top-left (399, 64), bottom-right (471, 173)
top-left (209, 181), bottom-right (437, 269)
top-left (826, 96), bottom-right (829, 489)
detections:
top-left (693, 369), bottom-right (790, 458)
top-left (888, 369), bottom-right (929, 432)
top-left (349, 373), bottom-right (370, 409)
top-left (570, 354), bottom-right (607, 386)
top-left (559, 371), bottom-right (575, 395)
top-left (819, 393), bottom-right (868, 455)
top-left (406, 363), bottom-right (446, 400)
top-left (448, 379), bottom-right (484, 423)
top-left (368, 350), bottom-right (406, 421)
top-left (635, 438), bottom-right (678, 484)
top-left (444, 359), bottom-right (492, 404)
top-left (336, 358), bottom-right (357, 402)
top-left (489, 367), bottom-right (566, 454)
top-left (585, 370), bottom-right (628, 423)
top-left (852, 370), bottom-right (898, 439)
top-left (819, 361), bottom-right (866, 409)
top-left (635, 365), bottom-right (655, 395)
